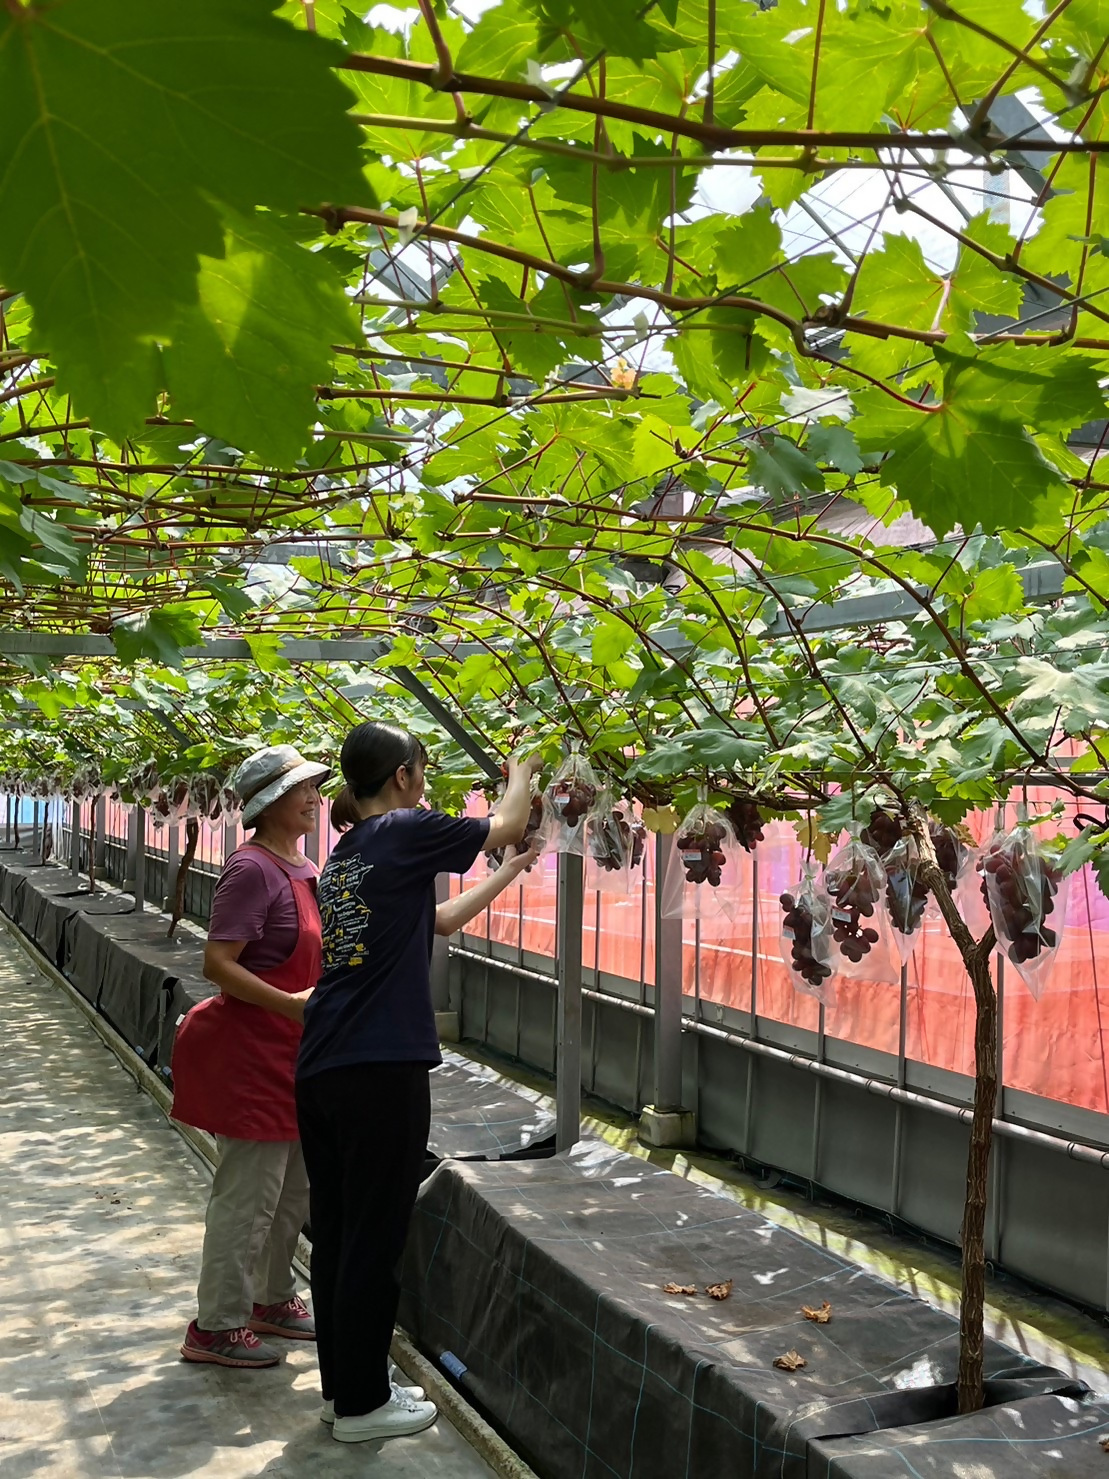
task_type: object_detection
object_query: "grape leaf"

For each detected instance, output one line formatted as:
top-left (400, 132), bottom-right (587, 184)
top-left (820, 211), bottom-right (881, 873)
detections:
top-left (112, 606), bottom-right (204, 667)
top-left (0, 0), bottom-right (368, 440)
top-left (162, 205), bottom-right (358, 465)
top-left (750, 436), bottom-right (826, 499)
top-left (853, 344), bottom-right (1095, 535)
top-left (807, 424), bottom-right (865, 475)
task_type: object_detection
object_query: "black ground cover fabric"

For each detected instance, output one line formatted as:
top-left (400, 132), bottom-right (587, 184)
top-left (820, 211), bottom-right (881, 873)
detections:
top-left (0, 855), bottom-right (212, 1068)
top-left (400, 1145), bottom-right (1103, 1479)
top-left (810, 1391), bottom-right (1109, 1476)
top-left (429, 1051), bottom-right (556, 1162)
top-left (4, 853), bottom-right (1109, 1475)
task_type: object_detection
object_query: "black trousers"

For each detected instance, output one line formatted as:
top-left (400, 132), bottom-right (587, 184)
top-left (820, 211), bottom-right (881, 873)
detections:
top-left (296, 1062), bottom-right (431, 1418)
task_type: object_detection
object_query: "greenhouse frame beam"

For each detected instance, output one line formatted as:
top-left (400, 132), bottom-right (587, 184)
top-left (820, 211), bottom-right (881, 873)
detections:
top-left (764, 560), bottom-right (1065, 637)
top-left (0, 558), bottom-right (1066, 665)
top-left (0, 633), bottom-right (394, 661)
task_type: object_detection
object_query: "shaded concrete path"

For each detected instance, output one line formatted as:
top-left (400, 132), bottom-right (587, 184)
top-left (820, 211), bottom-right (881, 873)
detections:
top-left (0, 931), bottom-right (498, 1478)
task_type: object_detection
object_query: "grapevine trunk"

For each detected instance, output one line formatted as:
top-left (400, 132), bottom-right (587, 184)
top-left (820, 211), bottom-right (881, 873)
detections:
top-left (956, 948), bottom-right (998, 1414)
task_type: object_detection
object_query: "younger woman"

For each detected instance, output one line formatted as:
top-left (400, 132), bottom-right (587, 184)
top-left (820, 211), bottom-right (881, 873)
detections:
top-left (297, 723), bottom-right (541, 1442)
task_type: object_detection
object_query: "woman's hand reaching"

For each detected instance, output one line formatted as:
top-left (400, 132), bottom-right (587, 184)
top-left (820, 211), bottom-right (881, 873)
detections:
top-left (499, 840), bottom-right (543, 878)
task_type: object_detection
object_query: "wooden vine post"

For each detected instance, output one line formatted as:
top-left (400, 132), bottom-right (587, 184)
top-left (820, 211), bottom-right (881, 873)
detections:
top-left (909, 804), bottom-right (997, 1413)
top-left (167, 817), bottom-right (199, 940)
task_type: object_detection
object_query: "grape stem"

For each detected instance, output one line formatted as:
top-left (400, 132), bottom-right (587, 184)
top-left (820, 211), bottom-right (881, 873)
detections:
top-left (908, 803), bottom-right (996, 1415)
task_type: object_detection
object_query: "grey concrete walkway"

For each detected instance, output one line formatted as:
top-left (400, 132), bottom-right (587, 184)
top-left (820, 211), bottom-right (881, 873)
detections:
top-left (0, 933), bottom-right (499, 1478)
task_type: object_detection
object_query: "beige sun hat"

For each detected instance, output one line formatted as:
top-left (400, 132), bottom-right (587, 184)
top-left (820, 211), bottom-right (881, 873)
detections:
top-left (235, 745), bottom-right (330, 828)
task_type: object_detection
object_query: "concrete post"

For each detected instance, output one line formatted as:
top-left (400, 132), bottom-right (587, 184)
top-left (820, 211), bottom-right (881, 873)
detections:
top-left (432, 873), bottom-right (458, 1042)
top-left (555, 851), bottom-right (585, 1152)
top-left (640, 832), bottom-right (697, 1148)
top-left (70, 800), bottom-right (81, 875)
top-left (126, 807), bottom-right (146, 910)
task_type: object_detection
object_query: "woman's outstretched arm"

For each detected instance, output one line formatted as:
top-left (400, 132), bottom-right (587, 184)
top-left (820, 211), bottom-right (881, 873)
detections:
top-left (434, 845), bottom-right (540, 937)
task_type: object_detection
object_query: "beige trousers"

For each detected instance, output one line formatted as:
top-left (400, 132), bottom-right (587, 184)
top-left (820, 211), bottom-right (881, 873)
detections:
top-left (196, 1136), bottom-right (310, 1332)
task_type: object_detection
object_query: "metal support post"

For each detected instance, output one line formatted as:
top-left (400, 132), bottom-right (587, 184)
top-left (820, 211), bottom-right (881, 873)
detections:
top-left (743, 857), bottom-right (760, 1155)
top-left (223, 820), bottom-right (240, 867)
top-left (31, 800), bottom-right (40, 856)
top-left (164, 823), bottom-right (180, 911)
top-left (431, 874), bottom-right (458, 1041)
top-left (95, 797), bottom-right (107, 869)
top-left (891, 962), bottom-right (909, 1217)
top-left (70, 800), bottom-right (81, 875)
top-left (555, 850), bottom-right (584, 1152)
top-left (653, 834), bottom-right (684, 1111)
top-left (987, 955), bottom-right (1005, 1265)
top-left (4, 794), bottom-right (9, 847)
top-left (126, 807), bottom-right (146, 910)
top-left (303, 823), bottom-right (320, 867)
top-left (640, 833), bottom-right (697, 1147)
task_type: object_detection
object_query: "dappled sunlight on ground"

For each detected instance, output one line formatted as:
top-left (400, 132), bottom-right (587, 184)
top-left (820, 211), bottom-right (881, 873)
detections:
top-left (0, 940), bottom-right (496, 1478)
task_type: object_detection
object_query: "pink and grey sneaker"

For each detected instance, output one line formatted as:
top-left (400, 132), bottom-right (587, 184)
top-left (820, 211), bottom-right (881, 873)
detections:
top-left (180, 1320), bottom-right (280, 1368)
top-left (249, 1296), bottom-right (316, 1341)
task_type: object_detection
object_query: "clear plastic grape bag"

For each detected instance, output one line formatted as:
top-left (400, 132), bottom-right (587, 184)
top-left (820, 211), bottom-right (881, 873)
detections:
top-left (779, 863), bottom-right (835, 1005)
top-left (188, 773), bottom-right (224, 829)
top-left (661, 793), bottom-right (744, 921)
top-left (881, 837), bottom-right (928, 965)
top-left (546, 740), bottom-right (599, 855)
top-left (489, 787), bottom-right (552, 874)
top-left (822, 834), bottom-right (899, 984)
top-left (979, 825), bottom-right (1069, 998)
top-left (585, 795), bottom-right (646, 895)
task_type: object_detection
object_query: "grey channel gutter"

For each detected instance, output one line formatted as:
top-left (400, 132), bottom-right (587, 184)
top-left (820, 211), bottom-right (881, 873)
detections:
top-left (450, 944), bottom-right (1109, 1172)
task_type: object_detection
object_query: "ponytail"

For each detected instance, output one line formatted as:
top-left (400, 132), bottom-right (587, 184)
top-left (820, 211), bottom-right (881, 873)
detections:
top-left (330, 784), bottom-right (362, 832)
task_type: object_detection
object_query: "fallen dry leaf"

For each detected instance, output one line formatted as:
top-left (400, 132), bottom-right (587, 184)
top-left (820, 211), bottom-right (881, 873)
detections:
top-left (773, 1350), bottom-right (807, 1372)
top-left (1100, 1435), bottom-right (1109, 1453)
top-left (662, 1283), bottom-right (698, 1297)
top-left (802, 1302), bottom-right (832, 1324)
top-left (705, 1280), bottom-right (733, 1301)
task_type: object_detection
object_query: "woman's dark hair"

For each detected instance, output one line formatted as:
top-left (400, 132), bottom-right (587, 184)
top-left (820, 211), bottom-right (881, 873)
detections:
top-left (331, 722), bottom-right (429, 830)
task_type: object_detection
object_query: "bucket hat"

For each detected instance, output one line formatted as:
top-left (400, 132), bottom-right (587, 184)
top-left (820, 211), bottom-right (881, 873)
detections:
top-left (235, 745), bottom-right (330, 828)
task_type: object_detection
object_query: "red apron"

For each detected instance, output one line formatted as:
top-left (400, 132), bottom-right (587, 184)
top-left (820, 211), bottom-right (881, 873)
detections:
top-left (170, 847), bottom-right (321, 1141)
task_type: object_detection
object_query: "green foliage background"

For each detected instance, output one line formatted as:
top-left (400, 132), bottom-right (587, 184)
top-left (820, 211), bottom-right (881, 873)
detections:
top-left (0, 0), bottom-right (1107, 872)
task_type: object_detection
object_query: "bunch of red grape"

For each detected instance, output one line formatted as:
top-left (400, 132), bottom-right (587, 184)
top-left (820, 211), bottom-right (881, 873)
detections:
top-left (589, 809), bottom-right (632, 872)
top-left (884, 848), bottom-right (928, 937)
top-left (930, 824), bottom-right (964, 890)
top-left (628, 816), bottom-right (647, 869)
top-left (980, 840), bottom-right (1062, 965)
top-left (490, 794), bottom-right (547, 871)
top-left (677, 819), bottom-right (728, 885)
top-left (725, 798), bottom-right (765, 852)
top-left (780, 890), bottom-right (834, 989)
top-left (824, 849), bottom-right (883, 962)
top-left (861, 809), bottom-right (903, 856)
top-left (550, 778), bottom-right (597, 828)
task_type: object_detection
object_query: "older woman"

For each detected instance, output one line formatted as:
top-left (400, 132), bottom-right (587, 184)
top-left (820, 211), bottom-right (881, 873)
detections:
top-left (171, 744), bottom-right (328, 1369)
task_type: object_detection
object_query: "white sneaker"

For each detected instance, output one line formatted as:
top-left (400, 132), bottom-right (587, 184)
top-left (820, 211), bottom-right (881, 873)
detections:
top-left (320, 1378), bottom-right (426, 1426)
top-left (331, 1388), bottom-right (438, 1442)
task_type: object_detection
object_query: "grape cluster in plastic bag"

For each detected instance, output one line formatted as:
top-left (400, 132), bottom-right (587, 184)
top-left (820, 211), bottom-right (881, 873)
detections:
top-left (588, 799), bottom-right (636, 872)
top-left (823, 838), bottom-right (886, 964)
top-left (489, 792), bottom-right (550, 873)
top-left (979, 826), bottom-right (1067, 995)
top-left (779, 864), bottom-right (834, 1000)
top-left (676, 815), bottom-right (730, 885)
top-left (724, 797), bottom-right (765, 853)
top-left (546, 742), bottom-right (599, 851)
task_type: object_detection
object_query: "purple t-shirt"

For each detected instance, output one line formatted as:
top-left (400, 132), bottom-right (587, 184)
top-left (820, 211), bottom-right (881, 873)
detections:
top-left (207, 847), bottom-right (318, 973)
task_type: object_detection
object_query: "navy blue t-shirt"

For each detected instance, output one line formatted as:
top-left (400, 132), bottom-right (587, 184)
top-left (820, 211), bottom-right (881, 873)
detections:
top-left (296, 807), bottom-right (490, 1079)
